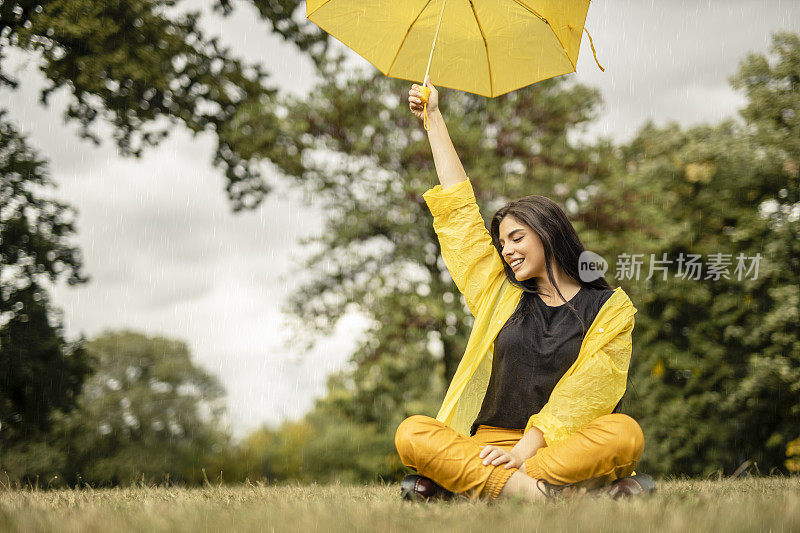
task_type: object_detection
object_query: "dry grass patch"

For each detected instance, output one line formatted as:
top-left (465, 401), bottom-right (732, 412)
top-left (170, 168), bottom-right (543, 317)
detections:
top-left (0, 477), bottom-right (798, 532)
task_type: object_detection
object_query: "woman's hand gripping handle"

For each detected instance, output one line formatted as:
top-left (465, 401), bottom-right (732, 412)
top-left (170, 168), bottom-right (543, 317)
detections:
top-left (407, 77), bottom-right (467, 190)
top-left (408, 76), bottom-right (438, 131)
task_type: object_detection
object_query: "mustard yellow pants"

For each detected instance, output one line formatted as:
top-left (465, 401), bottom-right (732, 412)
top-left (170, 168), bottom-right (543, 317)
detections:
top-left (394, 414), bottom-right (644, 500)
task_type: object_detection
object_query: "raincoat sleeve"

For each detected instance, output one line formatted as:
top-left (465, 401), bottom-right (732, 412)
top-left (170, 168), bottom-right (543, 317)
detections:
top-left (524, 312), bottom-right (634, 446)
top-left (422, 178), bottom-right (505, 317)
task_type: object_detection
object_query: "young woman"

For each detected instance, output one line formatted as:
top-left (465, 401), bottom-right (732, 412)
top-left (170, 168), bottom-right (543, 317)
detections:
top-left (394, 77), bottom-right (654, 502)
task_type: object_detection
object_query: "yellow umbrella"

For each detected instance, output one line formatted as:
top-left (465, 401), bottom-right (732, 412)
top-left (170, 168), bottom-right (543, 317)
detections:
top-left (306, 0), bottom-right (603, 127)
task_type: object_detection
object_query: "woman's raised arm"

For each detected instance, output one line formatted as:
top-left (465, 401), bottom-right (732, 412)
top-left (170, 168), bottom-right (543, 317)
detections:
top-left (409, 76), bottom-right (467, 190)
top-left (411, 78), bottom-right (506, 317)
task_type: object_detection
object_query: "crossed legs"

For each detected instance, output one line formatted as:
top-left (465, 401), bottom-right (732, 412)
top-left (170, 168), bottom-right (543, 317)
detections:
top-left (394, 414), bottom-right (644, 500)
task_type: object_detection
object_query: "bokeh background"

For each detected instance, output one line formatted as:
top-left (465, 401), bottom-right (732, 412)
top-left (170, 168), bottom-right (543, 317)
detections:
top-left (1, 0), bottom-right (798, 486)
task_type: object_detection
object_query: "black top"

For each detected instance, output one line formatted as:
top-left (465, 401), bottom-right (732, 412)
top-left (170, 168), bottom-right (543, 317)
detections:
top-left (470, 286), bottom-right (614, 435)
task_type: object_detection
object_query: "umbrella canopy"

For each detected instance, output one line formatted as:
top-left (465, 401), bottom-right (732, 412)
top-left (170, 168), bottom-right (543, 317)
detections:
top-left (305, 0), bottom-right (597, 98)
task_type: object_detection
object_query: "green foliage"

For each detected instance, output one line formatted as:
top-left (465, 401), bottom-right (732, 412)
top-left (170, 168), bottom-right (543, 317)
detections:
top-left (1, 330), bottom-right (231, 487)
top-left (231, 411), bottom-right (402, 484)
top-left (1, 0), bottom-right (277, 209)
top-left (57, 330), bottom-right (229, 486)
top-left (788, 437), bottom-right (800, 472)
top-left (0, 0), bottom-right (288, 485)
top-left (0, 113), bottom-right (91, 451)
top-left (241, 0), bottom-right (330, 67)
top-left (614, 33), bottom-right (800, 476)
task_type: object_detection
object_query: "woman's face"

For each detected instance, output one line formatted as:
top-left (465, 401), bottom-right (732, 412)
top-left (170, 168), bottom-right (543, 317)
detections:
top-left (498, 216), bottom-right (546, 281)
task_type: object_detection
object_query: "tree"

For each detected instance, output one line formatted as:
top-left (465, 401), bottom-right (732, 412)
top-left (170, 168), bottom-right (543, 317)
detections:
top-left (52, 331), bottom-right (227, 486)
top-left (0, 0), bottom-right (279, 472)
top-left (0, 113), bottom-right (91, 459)
top-left (232, 0), bottom-right (330, 67)
top-left (602, 32), bottom-right (800, 476)
top-left (1, 0), bottom-right (277, 209)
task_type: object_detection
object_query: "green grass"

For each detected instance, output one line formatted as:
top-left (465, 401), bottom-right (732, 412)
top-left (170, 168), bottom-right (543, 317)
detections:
top-left (0, 478), bottom-right (798, 532)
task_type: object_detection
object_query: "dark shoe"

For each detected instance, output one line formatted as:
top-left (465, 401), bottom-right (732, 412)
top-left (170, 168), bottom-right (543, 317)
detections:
top-left (595, 474), bottom-right (656, 499)
top-left (400, 474), bottom-right (455, 502)
top-left (535, 479), bottom-right (564, 498)
top-left (535, 477), bottom-right (606, 498)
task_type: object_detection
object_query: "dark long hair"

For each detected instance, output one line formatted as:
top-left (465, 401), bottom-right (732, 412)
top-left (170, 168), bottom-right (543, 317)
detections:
top-left (490, 195), bottom-right (612, 327)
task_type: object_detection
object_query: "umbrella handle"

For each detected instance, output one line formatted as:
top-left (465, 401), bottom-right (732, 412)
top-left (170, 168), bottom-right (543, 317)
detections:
top-left (419, 86), bottom-right (432, 131)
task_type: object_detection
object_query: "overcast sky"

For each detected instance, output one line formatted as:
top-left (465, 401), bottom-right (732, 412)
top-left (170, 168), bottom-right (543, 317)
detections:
top-left (1, 1), bottom-right (797, 438)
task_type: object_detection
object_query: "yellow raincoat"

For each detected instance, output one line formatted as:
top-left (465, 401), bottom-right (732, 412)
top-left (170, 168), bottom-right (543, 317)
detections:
top-left (423, 178), bottom-right (637, 445)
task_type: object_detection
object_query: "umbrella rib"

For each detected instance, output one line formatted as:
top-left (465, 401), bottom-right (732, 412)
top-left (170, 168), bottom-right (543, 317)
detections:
top-left (510, 0), bottom-right (548, 24)
top-left (306, 0), bottom-right (334, 18)
top-left (468, 1), bottom-right (493, 97)
top-left (387, 0), bottom-right (433, 77)
top-left (511, 0), bottom-right (575, 69)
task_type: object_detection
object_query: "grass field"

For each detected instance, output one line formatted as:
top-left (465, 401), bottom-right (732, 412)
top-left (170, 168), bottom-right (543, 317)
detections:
top-left (1, 477), bottom-right (798, 532)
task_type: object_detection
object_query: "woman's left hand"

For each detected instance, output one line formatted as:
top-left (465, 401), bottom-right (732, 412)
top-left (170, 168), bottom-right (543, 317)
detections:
top-left (479, 445), bottom-right (525, 469)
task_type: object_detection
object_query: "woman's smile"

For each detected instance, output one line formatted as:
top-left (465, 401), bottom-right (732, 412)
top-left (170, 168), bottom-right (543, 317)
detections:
top-left (499, 216), bottom-right (546, 281)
